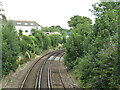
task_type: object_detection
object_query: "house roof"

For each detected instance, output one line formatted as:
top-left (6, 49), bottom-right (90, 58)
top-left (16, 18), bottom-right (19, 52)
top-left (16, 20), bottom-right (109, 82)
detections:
top-left (9, 20), bottom-right (41, 27)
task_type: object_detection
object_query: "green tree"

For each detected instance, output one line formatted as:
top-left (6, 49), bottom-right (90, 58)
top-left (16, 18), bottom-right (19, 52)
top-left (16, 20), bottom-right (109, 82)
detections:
top-left (68, 15), bottom-right (92, 28)
top-left (89, 2), bottom-right (119, 88)
top-left (65, 16), bottom-right (92, 69)
top-left (41, 26), bottom-right (60, 32)
top-left (65, 2), bottom-right (119, 88)
top-left (2, 21), bottom-right (20, 75)
top-left (31, 29), bottom-right (51, 53)
top-left (49, 34), bottom-right (62, 47)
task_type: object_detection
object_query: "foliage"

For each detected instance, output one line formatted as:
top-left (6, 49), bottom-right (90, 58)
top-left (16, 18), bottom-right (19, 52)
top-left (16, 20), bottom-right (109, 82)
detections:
top-left (41, 26), bottom-right (61, 32)
top-left (65, 16), bottom-right (92, 69)
top-left (18, 28), bottom-right (62, 64)
top-left (17, 29), bottom-right (52, 64)
top-left (2, 21), bottom-right (20, 75)
top-left (49, 34), bottom-right (62, 47)
top-left (68, 15), bottom-right (92, 28)
top-left (41, 25), bottom-right (68, 34)
top-left (65, 2), bottom-right (119, 88)
top-left (2, 22), bottom-right (63, 76)
top-left (41, 26), bottom-right (68, 45)
top-left (31, 29), bottom-right (50, 53)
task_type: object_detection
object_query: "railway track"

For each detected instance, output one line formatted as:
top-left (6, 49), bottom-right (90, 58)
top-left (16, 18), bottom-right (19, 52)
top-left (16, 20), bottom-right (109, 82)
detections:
top-left (19, 49), bottom-right (77, 89)
top-left (35, 50), bottom-right (64, 89)
top-left (59, 54), bottom-right (78, 88)
top-left (51, 52), bottom-right (77, 89)
top-left (58, 53), bottom-right (66, 88)
top-left (50, 52), bottom-right (66, 89)
top-left (19, 49), bottom-right (64, 90)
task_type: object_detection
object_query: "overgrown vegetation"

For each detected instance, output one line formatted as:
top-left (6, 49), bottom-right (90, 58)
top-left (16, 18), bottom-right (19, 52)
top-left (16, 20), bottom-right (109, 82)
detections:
top-left (1, 1), bottom-right (119, 88)
top-left (65, 2), bottom-right (119, 88)
top-left (41, 26), bottom-right (69, 44)
top-left (2, 22), bottom-right (65, 76)
top-left (2, 21), bottom-right (20, 75)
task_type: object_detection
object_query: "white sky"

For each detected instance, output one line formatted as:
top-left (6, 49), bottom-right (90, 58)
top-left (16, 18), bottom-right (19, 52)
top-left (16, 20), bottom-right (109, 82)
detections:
top-left (2, 0), bottom-right (100, 29)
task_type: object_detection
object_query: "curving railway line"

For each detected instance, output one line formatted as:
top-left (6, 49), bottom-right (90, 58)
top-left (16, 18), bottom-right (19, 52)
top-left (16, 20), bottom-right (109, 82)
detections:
top-left (35, 50), bottom-right (63, 89)
top-left (19, 49), bottom-right (77, 90)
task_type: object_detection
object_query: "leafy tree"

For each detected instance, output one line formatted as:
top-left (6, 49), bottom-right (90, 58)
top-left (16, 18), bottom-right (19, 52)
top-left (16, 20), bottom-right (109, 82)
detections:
top-left (31, 29), bottom-right (52, 53)
top-left (49, 34), bottom-right (62, 47)
top-left (65, 2), bottom-right (119, 88)
top-left (31, 29), bottom-right (44, 53)
top-left (41, 26), bottom-right (60, 32)
top-left (2, 21), bottom-right (20, 75)
top-left (65, 16), bottom-right (92, 69)
top-left (89, 2), bottom-right (119, 88)
top-left (68, 15), bottom-right (92, 28)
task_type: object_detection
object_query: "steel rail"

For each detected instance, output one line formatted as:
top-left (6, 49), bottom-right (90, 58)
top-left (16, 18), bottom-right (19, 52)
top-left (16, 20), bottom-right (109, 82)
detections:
top-left (34, 51), bottom-right (57, 90)
top-left (19, 50), bottom-right (61, 90)
top-left (58, 53), bottom-right (66, 89)
top-left (48, 51), bottom-right (64, 89)
top-left (59, 53), bottom-right (77, 88)
top-left (35, 50), bottom-right (64, 89)
top-left (47, 51), bottom-right (63, 89)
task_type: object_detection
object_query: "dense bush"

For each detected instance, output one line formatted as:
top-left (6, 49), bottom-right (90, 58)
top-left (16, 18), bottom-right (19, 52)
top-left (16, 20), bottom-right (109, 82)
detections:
top-left (2, 22), bottom-right (63, 76)
top-left (2, 21), bottom-right (20, 75)
top-left (41, 26), bottom-right (68, 45)
top-left (18, 28), bottom-right (62, 64)
top-left (65, 16), bottom-right (92, 70)
top-left (41, 26), bottom-right (61, 33)
top-left (49, 34), bottom-right (62, 47)
top-left (65, 2), bottom-right (119, 88)
top-left (31, 29), bottom-right (51, 53)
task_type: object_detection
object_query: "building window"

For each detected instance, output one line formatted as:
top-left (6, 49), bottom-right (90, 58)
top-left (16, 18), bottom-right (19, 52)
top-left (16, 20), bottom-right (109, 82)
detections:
top-left (25, 30), bottom-right (28, 33)
top-left (25, 23), bottom-right (28, 25)
top-left (17, 22), bottom-right (21, 25)
top-left (31, 23), bottom-right (34, 25)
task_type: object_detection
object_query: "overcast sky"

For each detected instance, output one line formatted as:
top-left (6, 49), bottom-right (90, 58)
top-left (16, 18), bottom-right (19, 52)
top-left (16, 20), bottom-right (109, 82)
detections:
top-left (2, 0), bottom-right (100, 29)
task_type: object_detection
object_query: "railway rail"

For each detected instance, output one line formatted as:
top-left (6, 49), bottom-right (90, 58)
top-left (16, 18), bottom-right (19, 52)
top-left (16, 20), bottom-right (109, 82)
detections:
top-left (50, 52), bottom-right (65, 89)
top-left (58, 53), bottom-right (66, 89)
top-left (59, 54), bottom-right (78, 88)
top-left (48, 52), bottom-right (66, 89)
top-left (35, 50), bottom-right (64, 89)
top-left (19, 49), bottom-right (77, 89)
top-left (19, 49), bottom-right (64, 90)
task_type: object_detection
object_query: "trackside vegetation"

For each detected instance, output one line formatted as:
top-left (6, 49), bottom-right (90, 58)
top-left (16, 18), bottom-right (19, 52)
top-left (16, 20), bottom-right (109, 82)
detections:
top-left (1, 1), bottom-right (119, 88)
top-left (64, 2), bottom-right (119, 88)
top-left (2, 21), bottom-right (66, 76)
